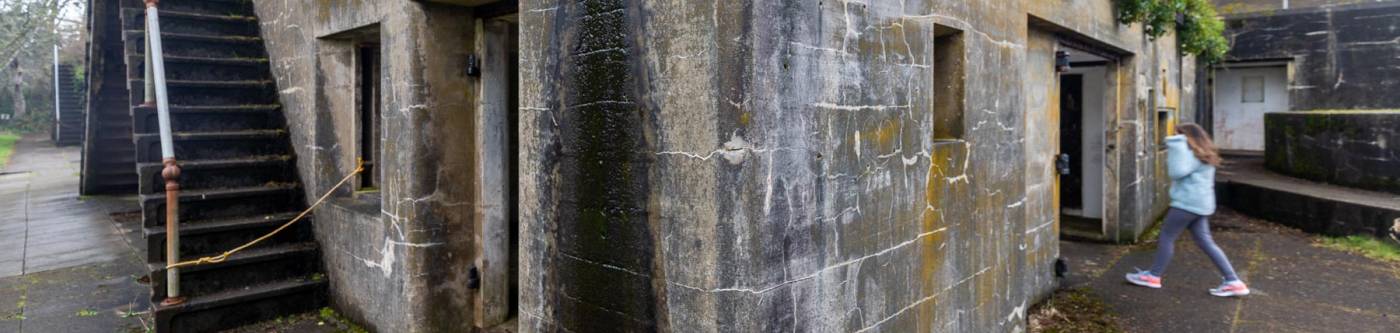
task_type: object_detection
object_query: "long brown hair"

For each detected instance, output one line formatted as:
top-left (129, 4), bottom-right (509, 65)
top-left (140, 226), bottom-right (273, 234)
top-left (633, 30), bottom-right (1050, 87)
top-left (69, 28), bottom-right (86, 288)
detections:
top-left (1175, 123), bottom-right (1222, 166)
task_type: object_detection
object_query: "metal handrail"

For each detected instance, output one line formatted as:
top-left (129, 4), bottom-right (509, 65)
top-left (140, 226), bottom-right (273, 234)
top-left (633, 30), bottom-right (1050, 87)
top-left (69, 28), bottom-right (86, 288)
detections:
top-left (142, 0), bottom-right (184, 306)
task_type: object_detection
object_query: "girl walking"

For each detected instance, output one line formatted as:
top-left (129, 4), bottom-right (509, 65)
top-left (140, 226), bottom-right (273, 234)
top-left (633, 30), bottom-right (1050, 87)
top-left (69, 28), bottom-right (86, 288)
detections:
top-left (1125, 123), bottom-right (1249, 297)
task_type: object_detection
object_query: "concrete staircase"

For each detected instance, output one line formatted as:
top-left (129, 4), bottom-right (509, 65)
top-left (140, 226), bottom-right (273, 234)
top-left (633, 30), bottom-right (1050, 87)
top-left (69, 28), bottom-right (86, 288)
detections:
top-left (53, 64), bottom-right (85, 146)
top-left (80, 0), bottom-right (138, 195)
top-left (117, 0), bottom-right (326, 331)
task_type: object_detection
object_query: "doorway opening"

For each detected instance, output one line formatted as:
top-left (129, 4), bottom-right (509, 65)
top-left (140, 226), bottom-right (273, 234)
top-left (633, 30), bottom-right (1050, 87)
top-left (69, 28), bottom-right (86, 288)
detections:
top-left (1211, 62), bottom-right (1288, 154)
top-left (1058, 46), bottom-right (1110, 235)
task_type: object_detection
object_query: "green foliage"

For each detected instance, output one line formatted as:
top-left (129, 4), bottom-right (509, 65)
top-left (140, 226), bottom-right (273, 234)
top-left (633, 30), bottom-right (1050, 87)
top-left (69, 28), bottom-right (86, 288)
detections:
top-left (1115, 0), bottom-right (1231, 63)
top-left (1177, 0), bottom-right (1229, 63)
top-left (1319, 235), bottom-right (1400, 263)
top-left (0, 132), bottom-right (18, 169)
top-left (1, 108), bottom-right (53, 134)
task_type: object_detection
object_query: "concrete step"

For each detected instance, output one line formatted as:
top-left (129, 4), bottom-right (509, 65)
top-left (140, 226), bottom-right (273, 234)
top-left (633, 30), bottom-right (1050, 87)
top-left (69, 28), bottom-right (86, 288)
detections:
top-left (127, 79), bottom-right (275, 106)
top-left (148, 243), bottom-right (320, 301)
top-left (98, 122), bottom-right (133, 134)
top-left (142, 212), bottom-right (308, 263)
top-left (1218, 159), bottom-right (1400, 238)
top-left (140, 184), bottom-right (303, 228)
top-left (132, 104), bottom-right (281, 134)
top-left (122, 8), bottom-right (260, 38)
top-left (133, 129), bottom-right (288, 162)
top-left (113, 2), bottom-right (327, 330)
top-left (135, 156), bottom-right (295, 195)
top-left (123, 30), bottom-right (266, 59)
top-left (86, 181), bottom-right (140, 195)
top-left (120, 0), bottom-right (254, 18)
top-left (125, 55), bottom-right (271, 82)
top-left (153, 278), bottom-right (325, 333)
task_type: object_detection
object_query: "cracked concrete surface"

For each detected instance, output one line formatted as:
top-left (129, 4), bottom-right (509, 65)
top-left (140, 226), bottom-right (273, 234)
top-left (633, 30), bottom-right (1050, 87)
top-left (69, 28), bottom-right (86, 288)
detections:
top-left (247, 0), bottom-right (1193, 331)
top-left (519, 0), bottom-right (1186, 332)
top-left (1223, 2), bottom-right (1400, 110)
top-left (0, 135), bottom-right (129, 278)
top-left (0, 134), bottom-right (149, 333)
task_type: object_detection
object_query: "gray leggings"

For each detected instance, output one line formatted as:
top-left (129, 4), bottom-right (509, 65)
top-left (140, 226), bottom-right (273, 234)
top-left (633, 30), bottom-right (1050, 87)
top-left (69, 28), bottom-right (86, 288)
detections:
top-left (1149, 208), bottom-right (1240, 281)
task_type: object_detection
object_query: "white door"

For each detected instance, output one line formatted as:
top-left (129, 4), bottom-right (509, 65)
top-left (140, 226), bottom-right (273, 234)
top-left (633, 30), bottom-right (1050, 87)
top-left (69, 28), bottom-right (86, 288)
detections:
top-left (1213, 66), bottom-right (1288, 152)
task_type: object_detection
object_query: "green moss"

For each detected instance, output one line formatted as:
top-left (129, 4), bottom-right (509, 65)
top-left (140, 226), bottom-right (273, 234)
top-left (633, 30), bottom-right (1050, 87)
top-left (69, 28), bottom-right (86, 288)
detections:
top-left (0, 132), bottom-right (18, 169)
top-left (317, 307), bottom-right (369, 333)
top-left (1318, 235), bottom-right (1400, 263)
top-left (1298, 109), bottom-right (1400, 114)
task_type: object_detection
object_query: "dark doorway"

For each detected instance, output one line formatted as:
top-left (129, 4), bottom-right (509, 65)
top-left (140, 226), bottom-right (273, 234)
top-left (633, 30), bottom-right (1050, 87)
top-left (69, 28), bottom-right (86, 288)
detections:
top-left (1056, 45), bottom-right (1112, 239)
top-left (357, 43), bottom-right (381, 190)
top-left (1059, 74), bottom-right (1084, 210)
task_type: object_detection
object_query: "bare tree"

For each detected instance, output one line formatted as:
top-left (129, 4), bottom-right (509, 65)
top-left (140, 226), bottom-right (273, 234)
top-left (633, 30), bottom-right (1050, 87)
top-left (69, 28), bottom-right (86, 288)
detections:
top-left (0, 0), bottom-right (81, 121)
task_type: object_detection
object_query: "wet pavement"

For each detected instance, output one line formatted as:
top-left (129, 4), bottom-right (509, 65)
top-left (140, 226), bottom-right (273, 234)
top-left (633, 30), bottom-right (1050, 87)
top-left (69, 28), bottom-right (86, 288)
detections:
top-left (1062, 208), bottom-right (1400, 332)
top-left (0, 134), bottom-right (149, 332)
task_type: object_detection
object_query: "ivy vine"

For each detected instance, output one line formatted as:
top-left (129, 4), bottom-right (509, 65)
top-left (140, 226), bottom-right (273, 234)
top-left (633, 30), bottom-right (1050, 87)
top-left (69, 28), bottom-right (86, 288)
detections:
top-left (1116, 0), bottom-right (1230, 63)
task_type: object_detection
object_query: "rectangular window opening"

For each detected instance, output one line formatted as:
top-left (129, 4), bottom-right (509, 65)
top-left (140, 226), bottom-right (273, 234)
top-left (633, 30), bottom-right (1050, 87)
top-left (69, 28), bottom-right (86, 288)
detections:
top-left (1157, 108), bottom-right (1173, 148)
top-left (933, 27), bottom-right (966, 141)
top-left (357, 43), bottom-right (381, 190)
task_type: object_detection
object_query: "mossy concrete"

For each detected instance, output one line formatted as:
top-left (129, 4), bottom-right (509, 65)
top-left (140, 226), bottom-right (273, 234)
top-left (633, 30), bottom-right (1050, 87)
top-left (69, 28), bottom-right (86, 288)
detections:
top-left (1219, 2), bottom-right (1400, 110)
top-left (1265, 111), bottom-right (1400, 194)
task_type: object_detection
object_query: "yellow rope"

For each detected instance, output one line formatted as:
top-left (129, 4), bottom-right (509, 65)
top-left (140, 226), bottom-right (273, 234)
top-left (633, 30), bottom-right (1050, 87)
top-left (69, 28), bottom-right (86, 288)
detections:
top-left (166, 160), bottom-right (365, 270)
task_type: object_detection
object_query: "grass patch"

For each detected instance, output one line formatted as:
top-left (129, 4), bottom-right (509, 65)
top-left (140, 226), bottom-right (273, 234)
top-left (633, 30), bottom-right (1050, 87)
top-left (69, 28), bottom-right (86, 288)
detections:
top-left (1028, 287), bottom-right (1124, 333)
top-left (0, 132), bottom-right (18, 169)
top-left (1318, 235), bottom-right (1400, 263)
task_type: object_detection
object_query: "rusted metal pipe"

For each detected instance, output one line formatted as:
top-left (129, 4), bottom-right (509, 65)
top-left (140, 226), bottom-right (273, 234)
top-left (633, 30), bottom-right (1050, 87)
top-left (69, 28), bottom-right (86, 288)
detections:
top-left (145, 0), bottom-right (184, 307)
top-left (160, 158), bottom-right (182, 306)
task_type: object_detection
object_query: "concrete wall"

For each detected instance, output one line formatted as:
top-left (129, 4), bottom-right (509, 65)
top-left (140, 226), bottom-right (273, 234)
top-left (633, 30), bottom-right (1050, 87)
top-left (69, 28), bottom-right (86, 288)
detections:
top-left (1220, 2), bottom-right (1400, 110)
top-left (519, 0), bottom-right (1183, 332)
top-left (1220, 180), bottom-right (1400, 237)
top-left (253, 1), bottom-right (483, 331)
top-left (1265, 111), bottom-right (1400, 194)
top-left (239, 0), bottom-right (1193, 330)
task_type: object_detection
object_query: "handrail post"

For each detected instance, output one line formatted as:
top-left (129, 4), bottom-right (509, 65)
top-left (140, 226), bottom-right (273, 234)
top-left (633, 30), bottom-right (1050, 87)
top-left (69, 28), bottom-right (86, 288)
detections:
top-left (146, 0), bottom-right (184, 307)
top-left (142, 41), bottom-right (153, 105)
top-left (142, 15), bottom-right (153, 106)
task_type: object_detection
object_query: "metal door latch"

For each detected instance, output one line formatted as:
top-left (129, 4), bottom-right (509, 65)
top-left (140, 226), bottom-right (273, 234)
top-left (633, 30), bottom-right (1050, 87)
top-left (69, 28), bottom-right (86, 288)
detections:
top-left (1056, 154), bottom-right (1071, 175)
top-left (468, 265), bottom-right (481, 290)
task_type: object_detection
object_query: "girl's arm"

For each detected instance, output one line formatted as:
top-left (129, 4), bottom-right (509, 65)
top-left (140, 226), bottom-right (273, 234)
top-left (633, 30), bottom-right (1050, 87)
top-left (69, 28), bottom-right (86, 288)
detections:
top-left (1165, 135), bottom-right (1202, 180)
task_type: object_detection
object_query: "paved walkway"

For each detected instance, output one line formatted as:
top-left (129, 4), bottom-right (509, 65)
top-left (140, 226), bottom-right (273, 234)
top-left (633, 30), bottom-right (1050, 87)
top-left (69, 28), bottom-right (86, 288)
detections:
top-left (1062, 208), bottom-right (1400, 332)
top-left (0, 134), bottom-right (149, 332)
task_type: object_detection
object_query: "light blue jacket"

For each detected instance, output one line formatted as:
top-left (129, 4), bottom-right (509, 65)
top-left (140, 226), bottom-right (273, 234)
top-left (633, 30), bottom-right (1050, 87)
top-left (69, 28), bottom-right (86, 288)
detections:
top-left (1166, 135), bottom-right (1216, 216)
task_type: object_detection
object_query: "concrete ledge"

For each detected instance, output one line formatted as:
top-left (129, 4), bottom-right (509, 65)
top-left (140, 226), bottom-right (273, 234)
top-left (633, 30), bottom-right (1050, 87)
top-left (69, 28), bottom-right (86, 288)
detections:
top-left (1218, 158), bottom-right (1400, 238)
top-left (1264, 111), bottom-right (1400, 195)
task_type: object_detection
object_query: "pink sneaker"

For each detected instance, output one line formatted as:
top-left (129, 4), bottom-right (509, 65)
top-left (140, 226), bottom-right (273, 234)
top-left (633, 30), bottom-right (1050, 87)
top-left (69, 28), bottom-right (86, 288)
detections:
top-left (1125, 270), bottom-right (1162, 289)
top-left (1210, 280), bottom-right (1250, 297)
